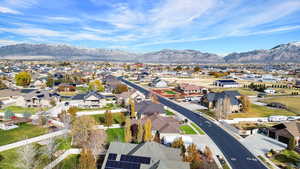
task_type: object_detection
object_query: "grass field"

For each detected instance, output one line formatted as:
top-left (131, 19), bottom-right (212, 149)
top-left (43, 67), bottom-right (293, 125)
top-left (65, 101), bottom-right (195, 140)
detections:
top-left (106, 128), bottom-right (124, 142)
top-left (261, 96), bottom-right (300, 113)
top-left (179, 125), bottom-right (197, 134)
top-left (190, 123), bottom-right (205, 135)
top-left (77, 104), bottom-right (121, 112)
top-left (228, 104), bottom-right (297, 119)
top-left (0, 106), bottom-right (42, 114)
top-left (210, 88), bottom-right (258, 96)
top-left (54, 154), bottom-right (79, 169)
top-left (92, 113), bottom-right (123, 125)
top-left (0, 123), bottom-right (48, 146)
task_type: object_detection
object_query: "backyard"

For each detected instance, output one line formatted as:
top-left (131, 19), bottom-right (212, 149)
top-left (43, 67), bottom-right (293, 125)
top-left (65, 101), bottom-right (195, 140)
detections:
top-left (92, 113), bottom-right (123, 125)
top-left (261, 96), bottom-right (300, 113)
top-left (0, 106), bottom-right (43, 114)
top-left (228, 104), bottom-right (297, 119)
top-left (54, 154), bottom-right (79, 169)
top-left (210, 88), bottom-right (258, 96)
top-left (106, 128), bottom-right (124, 142)
top-left (0, 123), bottom-right (48, 146)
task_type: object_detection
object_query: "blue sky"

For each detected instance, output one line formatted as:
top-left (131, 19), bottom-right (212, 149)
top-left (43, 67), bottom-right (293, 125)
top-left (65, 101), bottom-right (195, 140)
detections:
top-left (0, 0), bottom-right (300, 54)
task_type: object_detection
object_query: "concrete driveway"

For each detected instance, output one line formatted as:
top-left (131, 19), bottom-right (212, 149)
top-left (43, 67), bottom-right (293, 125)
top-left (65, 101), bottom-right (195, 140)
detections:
top-left (241, 134), bottom-right (286, 156)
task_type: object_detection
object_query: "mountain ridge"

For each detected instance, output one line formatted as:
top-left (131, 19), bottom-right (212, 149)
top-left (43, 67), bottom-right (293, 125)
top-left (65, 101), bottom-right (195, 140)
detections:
top-left (0, 42), bottom-right (299, 63)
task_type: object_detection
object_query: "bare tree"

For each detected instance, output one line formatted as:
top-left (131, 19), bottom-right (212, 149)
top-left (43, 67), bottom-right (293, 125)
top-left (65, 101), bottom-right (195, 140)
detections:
top-left (16, 144), bottom-right (39, 169)
top-left (44, 138), bottom-right (59, 161)
top-left (86, 129), bottom-right (107, 159)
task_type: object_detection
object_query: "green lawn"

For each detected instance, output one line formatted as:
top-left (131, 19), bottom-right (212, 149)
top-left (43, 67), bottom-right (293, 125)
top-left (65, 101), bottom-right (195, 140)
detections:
top-left (76, 86), bottom-right (89, 93)
top-left (54, 154), bottom-right (79, 169)
top-left (92, 113), bottom-right (123, 125)
top-left (0, 123), bottom-right (48, 146)
top-left (106, 128), bottom-right (124, 142)
top-left (190, 123), bottom-right (205, 135)
top-left (56, 137), bottom-right (72, 150)
top-left (179, 125), bottom-right (197, 134)
top-left (262, 96), bottom-right (300, 113)
top-left (228, 104), bottom-right (297, 119)
top-left (0, 149), bottom-right (18, 169)
top-left (165, 109), bottom-right (175, 115)
top-left (0, 106), bottom-right (42, 114)
top-left (211, 88), bottom-right (258, 96)
top-left (164, 90), bottom-right (177, 95)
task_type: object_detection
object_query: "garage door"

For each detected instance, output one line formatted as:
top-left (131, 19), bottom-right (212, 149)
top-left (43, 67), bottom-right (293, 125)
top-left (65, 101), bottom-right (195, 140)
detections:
top-left (278, 136), bottom-right (289, 144)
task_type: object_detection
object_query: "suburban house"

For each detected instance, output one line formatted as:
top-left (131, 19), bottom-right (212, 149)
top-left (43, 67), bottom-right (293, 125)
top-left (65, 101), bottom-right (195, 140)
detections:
top-left (134, 101), bottom-right (165, 117)
top-left (176, 83), bottom-right (208, 95)
top-left (296, 80), bottom-right (300, 88)
top-left (137, 72), bottom-right (151, 82)
top-left (150, 77), bottom-right (168, 88)
top-left (201, 91), bottom-right (242, 113)
top-left (101, 142), bottom-right (190, 169)
top-left (264, 88), bottom-right (276, 94)
top-left (268, 122), bottom-right (300, 145)
top-left (57, 83), bottom-right (76, 92)
top-left (116, 90), bottom-right (146, 105)
top-left (214, 80), bottom-right (240, 88)
top-left (16, 90), bottom-right (61, 108)
top-left (133, 113), bottom-right (181, 134)
top-left (72, 91), bottom-right (108, 108)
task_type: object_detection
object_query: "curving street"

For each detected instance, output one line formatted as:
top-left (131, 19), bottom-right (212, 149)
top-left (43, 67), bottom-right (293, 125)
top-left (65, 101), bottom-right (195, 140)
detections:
top-left (119, 77), bottom-right (268, 169)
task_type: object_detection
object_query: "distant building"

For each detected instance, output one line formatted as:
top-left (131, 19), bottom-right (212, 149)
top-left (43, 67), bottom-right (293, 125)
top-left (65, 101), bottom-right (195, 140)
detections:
top-left (295, 80), bottom-right (300, 88)
top-left (176, 83), bottom-right (207, 95)
top-left (264, 88), bottom-right (275, 94)
top-left (101, 142), bottom-right (190, 169)
top-left (214, 80), bottom-right (240, 88)
top-left (201, 91), bottom-right (242, 113)
top-left (150, 77), bottom-right (168, 88)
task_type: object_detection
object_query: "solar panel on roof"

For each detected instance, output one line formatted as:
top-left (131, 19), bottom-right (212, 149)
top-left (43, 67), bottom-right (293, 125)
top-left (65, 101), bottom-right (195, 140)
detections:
top-left (120, 155), bottom-right (151, 164)
top-left (106, 160), bottom-right (140, 169)
top-left (108, 153), bottom-right (117, 161)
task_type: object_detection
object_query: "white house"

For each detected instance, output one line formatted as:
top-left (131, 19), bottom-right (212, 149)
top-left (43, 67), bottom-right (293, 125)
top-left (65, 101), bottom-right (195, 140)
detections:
top-left (72, 91), bottom-right (109, 108)
top-left (150, 78), bottom-right (168, 88)
top-left (214, 80), bottom-right (240, 88)
top-left (264, 88), bottom-right (275, 94)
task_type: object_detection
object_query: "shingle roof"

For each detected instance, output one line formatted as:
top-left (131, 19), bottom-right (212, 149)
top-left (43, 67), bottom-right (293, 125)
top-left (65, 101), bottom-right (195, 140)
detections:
top-left (135, 101), bottom-right (165, 115)
top-left (102, 142), bottom-right (190, 169)
top-left (271, 122), bottom-right (300, 137)
top-left (206, 91), bottom-right (241, 105)
top-left (72, 91), bottom-right (105, 100)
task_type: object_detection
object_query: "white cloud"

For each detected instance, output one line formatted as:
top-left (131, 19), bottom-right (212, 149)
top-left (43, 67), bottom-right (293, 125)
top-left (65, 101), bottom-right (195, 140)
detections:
top-left (0, 39), bottom-right (21, 45)
top-left (45, 16), bottom-right (79, 22)
top-left (0, 6), bottom-right (21, 14)
top-left (0, 27), bottom-right (63, 37)
top-left (83, 27), bottom-right (113, 34)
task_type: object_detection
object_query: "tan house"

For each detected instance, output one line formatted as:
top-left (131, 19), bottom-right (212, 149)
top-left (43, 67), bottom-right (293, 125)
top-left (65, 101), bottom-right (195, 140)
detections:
top-left (268, 122), bottom-right (300, 145)
top-left (116, 89), bottom-right (145, 105)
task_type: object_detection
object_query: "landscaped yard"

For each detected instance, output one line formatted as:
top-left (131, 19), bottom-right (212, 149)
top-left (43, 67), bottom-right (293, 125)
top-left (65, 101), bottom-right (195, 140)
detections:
top-left (210, 88), bottom-right (258, 96)
top-left (190, 123), bottom-right (205, 135)
top-left (56, 137), bottom-right (72, 150)
top-left (271, 150), bottom-right (300, 168)
top-left (0, 123), bottom-right (48, 146)
top-left (164, 90), bottom-right (177, 95)
top-left (261, 96), bottom-right (300, 113)
top-left (0, 106), bottom-right (43, 114)
top-left (228, 104), bottom-right (297, 119)
top-left (54, 154), bottom-right (79, 169)
top-left (106, 128), bottom-right (124, 142)
top-left (165, 109), bottom-right (175, 115)
top-left (180, 125), bottom-right (197, 134)
top-left (92, 113), bottom-right (123, 125)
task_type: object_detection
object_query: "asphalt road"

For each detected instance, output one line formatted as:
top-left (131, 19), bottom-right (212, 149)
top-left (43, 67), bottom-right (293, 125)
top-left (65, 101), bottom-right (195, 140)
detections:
top-left (119, 77), bottom-right (268, 169)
